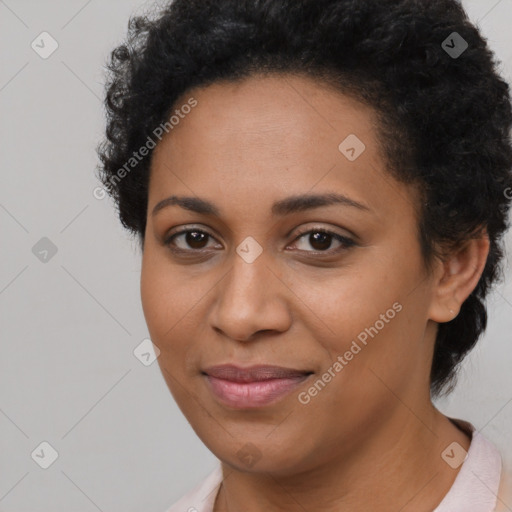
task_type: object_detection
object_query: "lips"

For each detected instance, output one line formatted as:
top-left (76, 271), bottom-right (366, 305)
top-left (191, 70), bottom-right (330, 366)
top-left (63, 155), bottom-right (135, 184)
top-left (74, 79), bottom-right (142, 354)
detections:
top-left (202, 364), bottom-right (312, 382)
top-left (202, 364), bottom-right (313, 408)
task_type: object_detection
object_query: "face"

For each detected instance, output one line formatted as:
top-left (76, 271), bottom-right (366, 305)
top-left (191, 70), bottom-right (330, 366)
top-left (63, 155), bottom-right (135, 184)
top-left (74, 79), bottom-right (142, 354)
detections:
top-left (141, 73), bottom-right (439, 474)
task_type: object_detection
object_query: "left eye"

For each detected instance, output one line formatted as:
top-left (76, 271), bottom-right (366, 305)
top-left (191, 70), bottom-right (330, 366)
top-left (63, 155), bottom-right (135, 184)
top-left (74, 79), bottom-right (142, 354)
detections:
top-left (290, 229), bottom-right (355, 253)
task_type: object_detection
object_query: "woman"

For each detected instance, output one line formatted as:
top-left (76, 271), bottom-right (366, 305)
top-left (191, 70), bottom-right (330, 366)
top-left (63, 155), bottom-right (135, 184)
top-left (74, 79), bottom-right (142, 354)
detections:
top-left (97, 0), bottom-right (512, 510)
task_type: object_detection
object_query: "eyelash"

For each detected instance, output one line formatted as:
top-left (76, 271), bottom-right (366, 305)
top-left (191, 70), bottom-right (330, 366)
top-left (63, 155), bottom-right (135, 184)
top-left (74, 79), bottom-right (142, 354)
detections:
top-left (163, 226), bottom-right (356, 256)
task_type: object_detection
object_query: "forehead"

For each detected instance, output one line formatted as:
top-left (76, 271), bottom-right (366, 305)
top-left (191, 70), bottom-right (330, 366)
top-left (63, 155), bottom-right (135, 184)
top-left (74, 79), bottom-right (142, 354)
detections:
top-left (159, 73), bottom-right (376, 157)
top-left (149, 73), bottom-right (419, 224)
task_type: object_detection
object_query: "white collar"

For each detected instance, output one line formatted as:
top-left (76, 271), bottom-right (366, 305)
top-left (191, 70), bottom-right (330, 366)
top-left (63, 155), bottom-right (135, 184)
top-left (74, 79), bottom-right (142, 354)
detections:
top-left (433, 418), bottom-right (502, 511)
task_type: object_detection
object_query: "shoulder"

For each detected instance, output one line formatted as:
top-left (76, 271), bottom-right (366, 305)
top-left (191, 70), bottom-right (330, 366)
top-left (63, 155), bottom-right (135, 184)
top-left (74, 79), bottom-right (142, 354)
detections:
top-left (165, 464), bottom-right (223, 512)
top-left (495, 462), bottom-right (512, 512)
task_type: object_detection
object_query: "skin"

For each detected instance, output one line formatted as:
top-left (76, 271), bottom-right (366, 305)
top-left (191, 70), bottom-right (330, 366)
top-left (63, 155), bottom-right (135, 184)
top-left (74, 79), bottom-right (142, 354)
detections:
top-left (140, 73), bottom-right (490, 512)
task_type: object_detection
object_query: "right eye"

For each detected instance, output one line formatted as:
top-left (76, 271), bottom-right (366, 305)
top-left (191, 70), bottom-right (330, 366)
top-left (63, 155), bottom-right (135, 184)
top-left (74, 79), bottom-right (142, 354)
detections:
top-left (164, 228), bottom-right (222, 252)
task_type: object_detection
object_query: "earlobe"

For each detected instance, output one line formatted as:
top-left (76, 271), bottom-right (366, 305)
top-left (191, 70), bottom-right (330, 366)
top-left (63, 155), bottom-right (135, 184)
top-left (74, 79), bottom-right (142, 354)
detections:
top-left (427, 231), bottom-right (490, 323)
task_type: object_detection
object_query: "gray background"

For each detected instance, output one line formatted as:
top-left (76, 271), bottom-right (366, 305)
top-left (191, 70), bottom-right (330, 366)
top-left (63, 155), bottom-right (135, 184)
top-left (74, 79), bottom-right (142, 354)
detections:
top-left (1, 1), bottom-right (511, 511)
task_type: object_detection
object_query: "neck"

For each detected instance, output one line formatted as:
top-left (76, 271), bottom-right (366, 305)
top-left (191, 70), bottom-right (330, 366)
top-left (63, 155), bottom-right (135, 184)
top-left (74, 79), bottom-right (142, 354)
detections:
top-left (213, 407), bottom-right (471, 512)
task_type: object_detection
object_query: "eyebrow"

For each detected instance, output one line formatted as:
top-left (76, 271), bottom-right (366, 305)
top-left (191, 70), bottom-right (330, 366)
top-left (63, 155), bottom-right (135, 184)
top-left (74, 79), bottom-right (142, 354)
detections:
top-left (151, 192), bottom-right (372, 218)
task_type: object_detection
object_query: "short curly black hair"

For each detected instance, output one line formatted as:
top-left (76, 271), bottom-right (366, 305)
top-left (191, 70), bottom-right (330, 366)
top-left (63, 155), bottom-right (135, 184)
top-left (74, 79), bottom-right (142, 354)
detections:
top-left (97, 0), bottom-right (512, 397)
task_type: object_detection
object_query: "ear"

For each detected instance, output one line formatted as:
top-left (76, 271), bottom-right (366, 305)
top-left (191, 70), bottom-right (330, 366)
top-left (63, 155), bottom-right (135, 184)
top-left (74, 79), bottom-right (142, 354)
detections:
top-left (428, 229), bottom-right (490, 323)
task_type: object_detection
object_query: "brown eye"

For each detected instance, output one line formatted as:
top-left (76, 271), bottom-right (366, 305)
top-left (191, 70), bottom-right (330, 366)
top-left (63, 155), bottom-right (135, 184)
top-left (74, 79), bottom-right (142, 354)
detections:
top-left (308, 231), bottom-right (332, 251)
top-left (164, 229), bottom-right (219, 251)
top-left (183, 230), bottom-right (209, 249)
top-left (291, 228), bottom-right (355, 254)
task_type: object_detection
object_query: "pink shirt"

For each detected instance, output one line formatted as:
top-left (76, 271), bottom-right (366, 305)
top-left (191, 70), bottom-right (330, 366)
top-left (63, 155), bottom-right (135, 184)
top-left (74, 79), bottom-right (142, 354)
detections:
top-left (166, 419), bottom-right (510, 512)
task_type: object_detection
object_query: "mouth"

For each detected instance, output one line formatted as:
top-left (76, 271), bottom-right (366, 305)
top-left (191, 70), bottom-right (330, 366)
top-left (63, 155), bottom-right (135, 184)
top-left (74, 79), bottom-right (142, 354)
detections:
top-left (202, 364), bottom-right (314, 409)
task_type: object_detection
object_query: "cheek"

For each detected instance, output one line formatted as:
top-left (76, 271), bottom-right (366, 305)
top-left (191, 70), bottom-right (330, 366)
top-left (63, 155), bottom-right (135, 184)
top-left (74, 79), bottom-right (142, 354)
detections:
top-left (141, 241), bottom-right (189, 321)
top-left (293, 266), bottom-right (399, 342)
top-left (295, 265), bottom-right (420, 392)
top-left (140, 250), bottom-right (192, 350)
top-left (140, 255), bottom-right (170, 337)
top-left (140, 253), bottom-right (202, 408)
top-left (140, 248), bottom-right (215, 378)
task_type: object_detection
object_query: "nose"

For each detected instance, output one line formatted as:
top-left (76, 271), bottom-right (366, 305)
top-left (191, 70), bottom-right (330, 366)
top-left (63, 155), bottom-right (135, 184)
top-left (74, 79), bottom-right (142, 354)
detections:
top-left (209, 251), bottom-right (292, 342)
